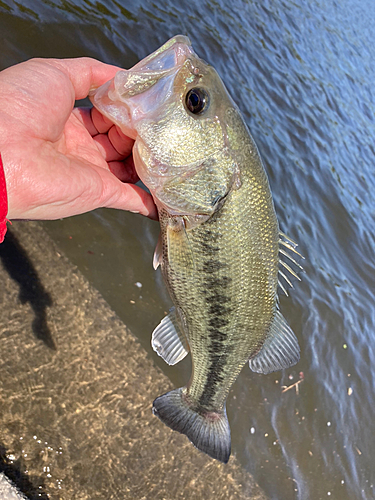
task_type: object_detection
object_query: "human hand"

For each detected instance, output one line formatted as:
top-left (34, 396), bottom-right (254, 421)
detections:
top-left (0, 57), bottom-right (157, 221)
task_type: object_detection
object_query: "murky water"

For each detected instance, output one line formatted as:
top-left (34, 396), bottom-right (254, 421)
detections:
top-left (1, 0), bottom-right (375, 498)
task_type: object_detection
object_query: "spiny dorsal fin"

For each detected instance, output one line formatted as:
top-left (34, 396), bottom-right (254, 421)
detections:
top-left (249, 310), bottom-right (300, 374)
top-left (151, 307), bottom-right (189, 365)
top-left (278, 232), bottom-right (304, 296)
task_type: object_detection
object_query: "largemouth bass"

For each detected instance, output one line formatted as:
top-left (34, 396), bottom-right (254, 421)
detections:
top-left (90, 35), bottom-right (302, 464)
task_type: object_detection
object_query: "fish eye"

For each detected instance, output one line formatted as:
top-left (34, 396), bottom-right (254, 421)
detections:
top-left (185, 87), bottom-right (209, 115)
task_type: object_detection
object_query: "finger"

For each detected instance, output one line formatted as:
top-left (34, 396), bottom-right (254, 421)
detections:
top-left (108, 126), bottom-right (134, 157)
top-left (102, 180), bottom-right (158, 220)
top-left (108, 157), bottom-right (139, 183)
top-left (91, 109), bottom-right (134, 156)
top-left (93, 134), bottom-right (124, 162)
top-left (44, 57), bottom-right (121, 100)
top-left (73, 107), bottom-right (98, 136)
top-left (90, 107), bottom-right (114, 134)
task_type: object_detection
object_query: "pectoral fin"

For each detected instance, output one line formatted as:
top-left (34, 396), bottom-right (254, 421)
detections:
top-left (249, 310), bottom-right (300, 374)
top-left (152, 307), bottom-right (189, 365)
top-left (153, 233), bottom-right (163, 270)
top-left (167, 218), bottom-right (194, 273)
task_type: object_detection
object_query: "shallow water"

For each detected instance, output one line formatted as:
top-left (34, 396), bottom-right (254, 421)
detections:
top-left (1, 0), bottom-right (375, 498)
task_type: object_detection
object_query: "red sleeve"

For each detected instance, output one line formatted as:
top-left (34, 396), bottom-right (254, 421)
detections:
top-left (0, 153), bottom-right (8, 242)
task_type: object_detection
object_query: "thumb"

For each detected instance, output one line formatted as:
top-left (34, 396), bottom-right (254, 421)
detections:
top-left (100, 177), bottom-right (158, 220)
top-left (43, 57), bottom-right (121, 100)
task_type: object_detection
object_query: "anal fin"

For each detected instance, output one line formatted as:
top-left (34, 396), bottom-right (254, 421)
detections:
top-left (249, 310), bottom-right (300, 374)
top-left (152, 307), bottom-right (189, 365)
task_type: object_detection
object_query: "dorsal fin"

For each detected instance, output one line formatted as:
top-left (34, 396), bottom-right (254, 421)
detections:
top-left (249, 310), bottom-right (300, 374)
top-left (278, 232), bottom-right (304, 297)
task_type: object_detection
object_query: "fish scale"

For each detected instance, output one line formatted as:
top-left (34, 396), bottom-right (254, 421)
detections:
top-left (90, 35), bottom-right (301, 464)
top-left (163, 151), bottom-right (279, 410)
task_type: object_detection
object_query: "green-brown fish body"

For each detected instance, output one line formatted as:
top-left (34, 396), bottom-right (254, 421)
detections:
top-left (90, 36), bottom-right (301, 463)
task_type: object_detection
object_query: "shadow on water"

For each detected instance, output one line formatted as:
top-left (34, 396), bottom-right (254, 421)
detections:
top-left (0, 443), bottom-right (49, 500)
top-left (0, 230), bottom-right (55, 350)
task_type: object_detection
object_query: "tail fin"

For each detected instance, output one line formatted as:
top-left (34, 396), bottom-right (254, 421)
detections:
top-left (152, 388), bottom-right (231, 463)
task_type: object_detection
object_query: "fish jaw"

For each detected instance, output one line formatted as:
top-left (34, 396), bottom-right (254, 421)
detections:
top-left (89, 35), bottom-right (195, 139)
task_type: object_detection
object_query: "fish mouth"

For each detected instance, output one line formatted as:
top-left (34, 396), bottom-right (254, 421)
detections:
top-left (89, 35), bottom-right (196, 139)
top-left (130, 35), bottom-right (193, 74)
